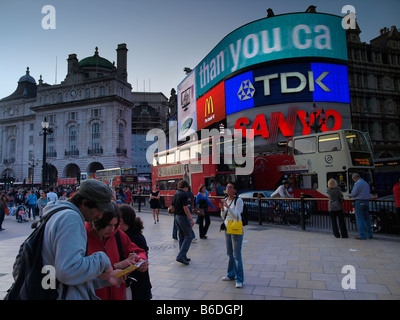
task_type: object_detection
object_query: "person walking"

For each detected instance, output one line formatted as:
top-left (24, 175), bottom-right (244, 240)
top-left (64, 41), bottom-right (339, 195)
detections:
top-left (172, 180), bottom-right (194, 265)
top-left (85, 202), bottom-right (148, 300)
top-left (195, 184), bottom-right (216, 239)
top-left (219, 182), bottom-right (245, 288)
top-left (0, 191), bottom-right (9, 231)
top-left (327, 178), bottom-right (348, 238)
top-left (149, 186), bottom-right (161, 224)
top-left (37, 190), bottom-right (48, 218)
top-left (46, 186), bottom-right (58, 203)
top-left (26, 190), bottom-right (38, 220)
top-left (350, 173), bottom-right (373, 240)
top-left (119, 204), bottom-right (152, 300)
top-left (41, 179), bottom-right (127, 300)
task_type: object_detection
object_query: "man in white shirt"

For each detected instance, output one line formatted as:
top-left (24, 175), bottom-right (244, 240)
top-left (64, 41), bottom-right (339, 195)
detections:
top-left (271, 180), bottom-right (292, 198)
top-left (47, 187), bottom-right (59, 203)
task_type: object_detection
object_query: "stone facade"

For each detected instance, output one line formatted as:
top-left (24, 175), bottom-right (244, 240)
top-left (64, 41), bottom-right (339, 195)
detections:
top-left (0, 44), bottom-right (133, 185)
top-left (347, 25), bottom-right (400, 159)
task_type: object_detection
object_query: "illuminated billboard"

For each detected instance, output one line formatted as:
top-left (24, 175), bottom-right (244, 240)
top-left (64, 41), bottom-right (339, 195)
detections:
top-left (196, 81), bottom-right (226, 130)
top-left (177, 71), bottom-right (197, 141)
top-left (195, 13), bottom-right (347, 97)
top-left (227, 102), bottom-right (351, 153)
top-left (225, 62), bottom-right (350, 115)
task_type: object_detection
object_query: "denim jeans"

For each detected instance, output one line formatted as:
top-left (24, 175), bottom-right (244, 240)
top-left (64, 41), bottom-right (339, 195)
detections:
top-left (225, 232), bottom-right (244, 283)
top-left (355, 200), bottom-right (373, 239)
top-left (175, 215), bottom-right (193, 260)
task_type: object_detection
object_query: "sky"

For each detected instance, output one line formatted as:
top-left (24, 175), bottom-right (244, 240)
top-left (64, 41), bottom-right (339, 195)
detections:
top-left (0, 0), bottom-right (399, 100)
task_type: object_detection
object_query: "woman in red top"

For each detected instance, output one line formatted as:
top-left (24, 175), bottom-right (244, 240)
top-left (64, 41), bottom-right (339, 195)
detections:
top-left (86, 203), bottom-right (148, 300)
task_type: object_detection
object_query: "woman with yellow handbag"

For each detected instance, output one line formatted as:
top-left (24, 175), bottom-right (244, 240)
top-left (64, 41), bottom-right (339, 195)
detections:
top-left (219, 182), bottom-right (244, 288)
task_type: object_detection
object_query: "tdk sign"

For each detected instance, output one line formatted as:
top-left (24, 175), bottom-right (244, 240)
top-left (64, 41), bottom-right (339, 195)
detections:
top-left (255, 70), bottom-right (330, 95)
top-left (225, 62), bottom-right (349, 115)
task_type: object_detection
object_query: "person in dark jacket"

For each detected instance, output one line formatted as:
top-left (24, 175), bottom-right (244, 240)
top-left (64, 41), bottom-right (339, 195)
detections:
top-left (119, 204), bottom-right (152, 300)
top-left (327, 178), bottom-right (348, 238)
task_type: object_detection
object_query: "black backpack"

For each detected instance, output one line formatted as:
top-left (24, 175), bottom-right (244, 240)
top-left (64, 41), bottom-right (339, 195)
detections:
top-left (4, 206), bottom-right (70, 300)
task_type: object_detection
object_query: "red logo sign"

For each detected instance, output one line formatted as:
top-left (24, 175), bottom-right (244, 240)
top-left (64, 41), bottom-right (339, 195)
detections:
top-left (197, 82), bottom-right (226, 130)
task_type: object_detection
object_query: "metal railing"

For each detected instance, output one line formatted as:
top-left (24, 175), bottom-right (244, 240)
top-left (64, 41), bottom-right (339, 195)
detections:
top-left (239, 195), bottom-right (399, 235)
top-left (135, 194), bottom-right (399, 235)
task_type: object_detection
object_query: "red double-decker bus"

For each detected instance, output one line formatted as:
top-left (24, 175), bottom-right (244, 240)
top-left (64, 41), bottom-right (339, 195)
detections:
top-left (152, 129), bottom-right (375, 210)
top-left (151, 136), bottom-right (253, 210)
top-left (95, 167), bottom-right (139, 189)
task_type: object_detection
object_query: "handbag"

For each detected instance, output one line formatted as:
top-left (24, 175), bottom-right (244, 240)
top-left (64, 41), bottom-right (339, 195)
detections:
top-left (193, 207), bottom-right (205, 216)
top-left (226, 220), bottom-right (243, 235)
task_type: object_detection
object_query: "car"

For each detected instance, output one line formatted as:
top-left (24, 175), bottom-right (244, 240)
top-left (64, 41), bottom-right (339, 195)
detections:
top-left (369, 195), bottom-right (397, 233)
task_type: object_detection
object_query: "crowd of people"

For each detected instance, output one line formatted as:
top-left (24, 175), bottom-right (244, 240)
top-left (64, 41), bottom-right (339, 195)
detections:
top-left (1, 181), bottom-right (152, 300)
top-left (1, 172), bottom-right (398, 300)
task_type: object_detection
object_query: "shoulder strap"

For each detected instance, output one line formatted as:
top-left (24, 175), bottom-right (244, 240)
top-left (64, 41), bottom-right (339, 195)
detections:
top-left (115, 231), bottom-right (125, 261)
top-left (31, 206), bottom-right (71, 229)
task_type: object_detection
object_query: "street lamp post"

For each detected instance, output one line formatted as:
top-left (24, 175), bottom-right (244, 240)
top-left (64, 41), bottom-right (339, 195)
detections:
top-left (305, 103), bottom-right (327, 133)
top-left (41, 117), bottom-right (53, 188)
top-left (28, 156), bottom-right (39, 188)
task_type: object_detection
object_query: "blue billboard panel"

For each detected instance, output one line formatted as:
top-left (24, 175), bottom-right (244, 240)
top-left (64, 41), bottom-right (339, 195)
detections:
top-left (224, 62), bottom-right (350, 116)
top-left (225, 71), bottom-right (254, 115)
top-left (311, 63), bottom-right (350, 103)
top-left (253, 63), bottom-right (313, 107)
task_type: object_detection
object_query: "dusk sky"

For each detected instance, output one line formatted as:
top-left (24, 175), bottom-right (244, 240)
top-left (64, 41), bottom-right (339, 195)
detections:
top-left (0, 0), bottom-right (399, 100)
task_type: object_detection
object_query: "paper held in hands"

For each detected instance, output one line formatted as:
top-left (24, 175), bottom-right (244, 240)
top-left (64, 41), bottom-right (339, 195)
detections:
top-left (114, 260), bottom-right (149, 277)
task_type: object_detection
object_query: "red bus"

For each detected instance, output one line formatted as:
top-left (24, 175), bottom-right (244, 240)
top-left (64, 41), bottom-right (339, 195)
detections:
top-left (151, 136), bottom-right (253, 210)
top-left (95, 167), bottom-right (139, 189)
top-left (152, 129), bottom-right (374, 209)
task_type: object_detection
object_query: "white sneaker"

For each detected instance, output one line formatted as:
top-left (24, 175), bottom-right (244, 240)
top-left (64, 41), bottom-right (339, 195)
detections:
top-left (222, 276), bottom-right (234, 281)
top-left (235, 282), bottom-right (243, 288)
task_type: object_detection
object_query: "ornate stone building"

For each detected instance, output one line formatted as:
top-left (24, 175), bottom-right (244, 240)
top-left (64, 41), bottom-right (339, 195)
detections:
top-left (347, 25), bottom-right (400, 158)
top-left (347, 24), bottom-right (400, 193)
top-left (0, 44), bottom-right (133, 185)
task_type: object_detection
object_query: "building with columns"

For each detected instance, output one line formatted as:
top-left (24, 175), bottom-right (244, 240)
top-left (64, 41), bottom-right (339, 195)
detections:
top-left (0, 44), bottom-right (133, 186)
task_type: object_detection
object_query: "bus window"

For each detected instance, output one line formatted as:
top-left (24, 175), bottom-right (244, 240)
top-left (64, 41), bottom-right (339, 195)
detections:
top-left (153, 156), bottom-right (158, 166)
top-left (295, 173), bottom-right (318, 190)
top-left (319, 133), bottom-right (341, 152)
top-left (158, 180), bottom-right (167, 191)
top-left (287, 138), bottom-right (293, 156)
top-left (326, 172), bottom-right (347, 192)
top-left (205, 177), bottom-right (216, 193)
top-left (294, 137), bottom-right (316, 155)
top-left (190, 144), bottom-right (201, 159)
top-left (159, 155), bottom-right (166, 165)
top-left (180, 148), bottom-right (190, 161)
top-left (167, 179), bottom-right (178, 190)
top-left (167, 152), bottom-right (175, 164)
top-left (345, 131), bottom-right (369, 152)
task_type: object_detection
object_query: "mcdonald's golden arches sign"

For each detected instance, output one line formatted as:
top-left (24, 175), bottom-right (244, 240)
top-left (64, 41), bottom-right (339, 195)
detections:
top-left (196, 81), bottom-right (226, 130)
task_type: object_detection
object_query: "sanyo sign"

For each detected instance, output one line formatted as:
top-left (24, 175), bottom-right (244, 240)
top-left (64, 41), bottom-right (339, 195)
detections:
top-left (196, 13), bottom-right (347, 97)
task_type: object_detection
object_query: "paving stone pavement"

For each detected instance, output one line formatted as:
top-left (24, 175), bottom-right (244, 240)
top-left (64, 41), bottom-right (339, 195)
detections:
top-left (1, 206), bottom-right (400, 300)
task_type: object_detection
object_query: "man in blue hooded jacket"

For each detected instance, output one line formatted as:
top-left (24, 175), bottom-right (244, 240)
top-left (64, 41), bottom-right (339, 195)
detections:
top-left (42, 179), bottom-right (126, 300)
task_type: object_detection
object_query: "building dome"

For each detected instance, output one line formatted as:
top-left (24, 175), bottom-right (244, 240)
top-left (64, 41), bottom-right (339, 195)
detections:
top-left (79, 47), bottom-right (114, 69)
top-left (18, 67), bottom-right (36, 84)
